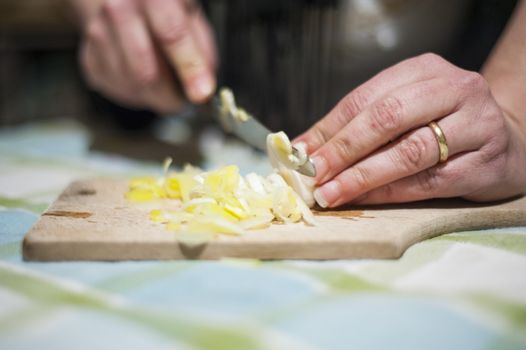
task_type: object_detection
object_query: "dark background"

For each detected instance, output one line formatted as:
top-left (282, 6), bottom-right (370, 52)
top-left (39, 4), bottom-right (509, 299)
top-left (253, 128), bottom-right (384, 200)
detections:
top-left (0, 0), bottom-right (519, 138)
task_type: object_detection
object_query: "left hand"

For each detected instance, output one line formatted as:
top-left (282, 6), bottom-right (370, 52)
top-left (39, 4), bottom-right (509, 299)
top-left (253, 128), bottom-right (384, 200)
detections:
top-left (74, 0), bottom-right (217, 114)
top-left (294, 53), bottom-right (526, 207)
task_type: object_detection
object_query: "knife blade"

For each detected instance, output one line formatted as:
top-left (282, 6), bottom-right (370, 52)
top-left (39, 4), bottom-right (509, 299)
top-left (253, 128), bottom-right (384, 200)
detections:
top-left (210, 88), bottom-right (316, 177)
top-left (213, 99), bottom-right (270, 152)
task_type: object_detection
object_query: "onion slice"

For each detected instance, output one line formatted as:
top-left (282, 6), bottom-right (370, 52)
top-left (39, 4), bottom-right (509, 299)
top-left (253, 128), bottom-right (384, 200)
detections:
top-left (266, 132), bottom-right (316, 208)
top-left (126, 159), bottom-right (317, 237)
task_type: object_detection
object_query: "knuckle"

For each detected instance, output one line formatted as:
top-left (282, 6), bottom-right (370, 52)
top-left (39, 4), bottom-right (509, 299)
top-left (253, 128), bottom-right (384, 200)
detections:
top-left (311, 123), bottom-right (330, 146)
top-left (417, 52), bottom-right (445, 67)
top-left (479, 136), bottom-right (507, 164)
top-left (86, 19), bottom-right (106, 43)
top-left (332, 136), bottom-right (355, 164)
top-left (416, 167), bottom-right (441, 194)
top-left (157, 21), bottom-right (190, 46)
top-left (371, 96), bottom-right (403, 134)
top-left (381, 183), bottom-right (395, 200)
top-left (349, 166), bottom-right (371, 191)
top-left (394, 134), bottom-right (427, 172)
top-left (132, 64), bottom-right (159, 86)
top-left (102, 0), bottom-right (132, 21)
top-left (339, 88), bottom-right (371, 122)
top-left (129, 54), bottom-right (159, 86)
top-left (459, 71), bottom-right (488, 92)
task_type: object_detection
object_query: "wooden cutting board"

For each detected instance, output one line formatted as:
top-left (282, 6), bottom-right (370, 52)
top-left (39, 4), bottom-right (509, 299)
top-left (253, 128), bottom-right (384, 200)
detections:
top-left (23, 178), bottom-right (526, 261)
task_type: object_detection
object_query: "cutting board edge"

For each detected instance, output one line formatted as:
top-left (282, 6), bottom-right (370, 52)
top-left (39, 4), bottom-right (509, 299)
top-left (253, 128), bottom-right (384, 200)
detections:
top-left (21, 177), bottom-right (526, 261)
top-left (395, 207), bottom-right (526, 252)
top-left (22, 236), bottom-right (401, 261)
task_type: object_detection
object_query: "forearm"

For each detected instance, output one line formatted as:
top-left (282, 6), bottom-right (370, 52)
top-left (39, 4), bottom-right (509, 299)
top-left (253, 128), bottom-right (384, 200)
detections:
top-left (483, 0), bottom-right (526, 134)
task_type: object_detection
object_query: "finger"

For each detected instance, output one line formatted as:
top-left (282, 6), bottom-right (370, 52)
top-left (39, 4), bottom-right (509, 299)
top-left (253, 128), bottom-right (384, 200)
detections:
top-left (188, 5), bottom-right (218, 70)
top-left (350, 152), bottom-right (490, 204)
top-left (144, 0), bottom-right (215, 103)
top-left (83, 15), bottom-right (122, 84)
top-left (313, 113), bottom-right (486, 207)
top-left (80, 40), bottom-right (102, 89)
top-left (102, 0), bottom-right (159, 88)
top-left (145, 53), bottom-right (186, 113)
top-left (103, 0), bottom-right (184, 113)
top-left (294, 53), bottom-right (456, 153)
top-left (312, 77), bottom-right (464, 184)
top-left (82, 16), bottom-right (138, 105)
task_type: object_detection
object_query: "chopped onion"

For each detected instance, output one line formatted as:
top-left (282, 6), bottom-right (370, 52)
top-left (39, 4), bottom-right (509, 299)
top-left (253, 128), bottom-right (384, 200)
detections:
top-left (126, 94), bottom-right (318, 238)
top-left (126, 158), bottom-right (316, 238)
top-left (266, 132), bottom-right (316, 208)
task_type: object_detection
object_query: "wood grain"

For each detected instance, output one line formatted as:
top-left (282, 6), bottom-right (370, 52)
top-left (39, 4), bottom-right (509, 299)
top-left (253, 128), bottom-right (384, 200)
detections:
top-left (23, 178), bottom-right (526, 261)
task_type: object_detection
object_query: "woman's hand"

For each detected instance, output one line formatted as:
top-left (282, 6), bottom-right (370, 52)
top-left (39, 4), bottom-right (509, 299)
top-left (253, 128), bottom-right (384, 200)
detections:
top-left (295, 53), bottom-right (526, 207)
top-left (74, 0), bottom-right (217, 113)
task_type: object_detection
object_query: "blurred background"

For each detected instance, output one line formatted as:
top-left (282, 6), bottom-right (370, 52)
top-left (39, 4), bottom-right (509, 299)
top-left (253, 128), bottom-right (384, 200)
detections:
top-left (0, 0), bottom-right (519, 160)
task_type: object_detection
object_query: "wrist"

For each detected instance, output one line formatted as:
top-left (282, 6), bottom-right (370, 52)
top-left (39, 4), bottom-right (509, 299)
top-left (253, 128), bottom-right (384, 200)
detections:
top-left (506, 124), bottom-right (526, 194)
top-left (484, 69), bottom-right (526, 139)
top-left (501, 105), bottom-right (526, 143)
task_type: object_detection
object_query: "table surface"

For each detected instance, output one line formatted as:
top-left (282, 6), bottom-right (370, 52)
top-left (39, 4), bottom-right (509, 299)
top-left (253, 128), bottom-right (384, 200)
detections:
top-left (1, 120), bottom-right (525, 350)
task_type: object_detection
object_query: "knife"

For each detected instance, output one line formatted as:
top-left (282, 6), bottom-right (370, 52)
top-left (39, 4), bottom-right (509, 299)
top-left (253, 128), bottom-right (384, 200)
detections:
top-left (210, 88), bottom-right (316, 177)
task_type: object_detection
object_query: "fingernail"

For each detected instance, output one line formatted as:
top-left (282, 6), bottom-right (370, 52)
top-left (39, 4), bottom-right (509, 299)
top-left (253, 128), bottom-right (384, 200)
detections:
top-left (312, 155), bottom-right (328, 181)
top-left (313, 180), bottom-right (341, 208)
top-left (293, 141), bottom-right (307, 153)
top-left (191, 76), bottom-right (214, 102)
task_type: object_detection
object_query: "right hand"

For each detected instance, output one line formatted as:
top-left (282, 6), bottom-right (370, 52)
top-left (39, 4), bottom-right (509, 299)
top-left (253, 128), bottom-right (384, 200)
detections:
top-left (76, 0), bottom-right (217, 114)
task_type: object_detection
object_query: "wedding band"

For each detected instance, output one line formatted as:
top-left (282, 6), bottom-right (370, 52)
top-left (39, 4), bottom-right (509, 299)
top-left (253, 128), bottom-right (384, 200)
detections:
top-left (428, 121), bottom-right (448, 163)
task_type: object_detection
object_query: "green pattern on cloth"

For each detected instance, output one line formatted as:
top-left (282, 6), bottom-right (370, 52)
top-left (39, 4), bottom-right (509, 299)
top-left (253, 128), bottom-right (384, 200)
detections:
top-left (0, 196), bottom-right (48, 213)
top-left (437, 232), bottom-right (526, 256)
top-left (1, 121), bottom-right (525, 350)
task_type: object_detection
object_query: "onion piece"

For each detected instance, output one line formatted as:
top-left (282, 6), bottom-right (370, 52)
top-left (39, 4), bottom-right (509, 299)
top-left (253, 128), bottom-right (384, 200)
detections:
top-left (266, 132), bottom-right (317, 211)
top-left (127, 149), bottom-right (318, 236)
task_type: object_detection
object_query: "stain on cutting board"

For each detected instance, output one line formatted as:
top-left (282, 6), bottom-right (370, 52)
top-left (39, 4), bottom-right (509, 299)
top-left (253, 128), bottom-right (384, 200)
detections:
top-left (43, 211), bottom-right (92, 219)
top-left (313, 209), bottom-right (375, 221)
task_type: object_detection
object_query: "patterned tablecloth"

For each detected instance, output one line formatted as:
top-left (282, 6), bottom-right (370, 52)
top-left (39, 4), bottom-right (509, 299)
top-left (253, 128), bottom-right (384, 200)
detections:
top-left (1, 120), bottom-right (525, 350)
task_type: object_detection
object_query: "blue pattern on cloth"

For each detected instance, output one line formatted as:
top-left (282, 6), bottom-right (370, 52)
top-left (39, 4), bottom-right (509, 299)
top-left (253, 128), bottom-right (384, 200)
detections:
top-left (275, 295), bottom-right (499, 350)
top-left (1, 121), bottom-right (525, 350)
top-left (0, 210), bottom-right (38, 244)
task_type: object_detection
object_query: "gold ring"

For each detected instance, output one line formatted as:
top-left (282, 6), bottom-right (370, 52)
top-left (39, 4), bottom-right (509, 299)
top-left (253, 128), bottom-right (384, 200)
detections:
top-left (428, 121), bottom-right (448, 163)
